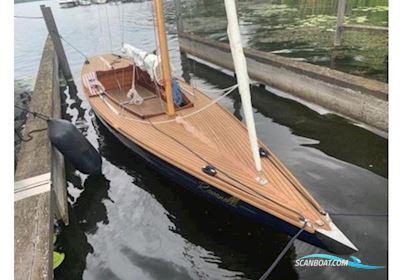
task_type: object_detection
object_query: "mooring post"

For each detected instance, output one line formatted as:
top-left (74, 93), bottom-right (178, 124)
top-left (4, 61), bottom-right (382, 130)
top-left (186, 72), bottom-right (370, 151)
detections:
top-left (173, 0), bottom-right (184, 34)
top-left (40, 5), bottom-right (75, 85)
top-left (334, 0), bottom-right (347, 47)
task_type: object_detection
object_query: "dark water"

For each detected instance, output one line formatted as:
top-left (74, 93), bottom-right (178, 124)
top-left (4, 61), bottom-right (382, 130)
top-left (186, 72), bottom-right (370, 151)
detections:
top-left (15, 1), bottom-right (387, 279)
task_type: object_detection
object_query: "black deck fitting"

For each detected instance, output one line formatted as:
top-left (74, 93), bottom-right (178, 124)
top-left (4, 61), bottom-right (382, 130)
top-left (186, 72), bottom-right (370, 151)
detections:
top-left (202, 165), bottom-right (217, 176)
top-left (259, 147), bottom-right (269, 158)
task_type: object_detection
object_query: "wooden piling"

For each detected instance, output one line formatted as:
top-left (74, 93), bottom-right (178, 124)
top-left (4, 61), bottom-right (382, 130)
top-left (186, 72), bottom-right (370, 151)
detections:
top-left (334, 0), bottom-right (346, 47)
top-left (173, 0), bottom-right (184, 34)
top-left (40, 5), bottom-right (74, 84)
top-left (334, 0), bottom-right (388, 47)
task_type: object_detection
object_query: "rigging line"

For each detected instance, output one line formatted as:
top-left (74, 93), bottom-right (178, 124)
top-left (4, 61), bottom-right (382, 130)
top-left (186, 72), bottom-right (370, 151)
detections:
top-left (259, 223), bottom-right (307, 280)
top-left (111, 62), bottom-right (123, 96)
top-left (151, 0), bottom-right (160, 55)
top-left (96, 3), bottom-right (105, 51)
top-left (107, 84), bottom-right (237, 124)
top-left (14, 15), bottom-right (43, 19)
top-left (117, 0), bottom-right (123, 47)
top-left (149, 121), bottom-right (306, 221)
top-left (151, 0), bottom-right (166, 111)
top-left (104, 4), bottom-right (113, 51)
top-left (59, 35), bottom-right (89, 62)
top-left (267, 156), bottom-right (325, 214)
top-left (329, 213), bottom-right (387, 217)
top-left (118, 84), bottom-right (239, 124)
top-left (188, 0), bottom-right (197, 94)
top-left (152, 75), bottom-right (166, 112)
top-left (121, 0), bottom-right (125, 45)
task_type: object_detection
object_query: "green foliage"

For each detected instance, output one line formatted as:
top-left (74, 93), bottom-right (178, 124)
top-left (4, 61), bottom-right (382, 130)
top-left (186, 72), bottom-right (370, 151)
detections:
top-left (53, 251), bottom-right (65, 270)
top-left (352, 6), bottom-right (388, 12)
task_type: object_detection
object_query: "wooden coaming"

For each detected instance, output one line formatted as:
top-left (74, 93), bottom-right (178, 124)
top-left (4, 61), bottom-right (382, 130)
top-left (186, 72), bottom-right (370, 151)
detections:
top-left (81, 54), bottom-right (331, 233)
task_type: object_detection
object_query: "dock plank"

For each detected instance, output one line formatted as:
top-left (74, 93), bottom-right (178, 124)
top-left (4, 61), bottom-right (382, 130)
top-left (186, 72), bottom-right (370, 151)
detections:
top-left (14, 191), bottom-right (52, 280)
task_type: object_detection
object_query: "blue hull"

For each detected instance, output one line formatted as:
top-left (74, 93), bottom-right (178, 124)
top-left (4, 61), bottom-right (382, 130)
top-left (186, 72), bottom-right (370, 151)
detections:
top-left (96, 115), bottom-right (346, 253)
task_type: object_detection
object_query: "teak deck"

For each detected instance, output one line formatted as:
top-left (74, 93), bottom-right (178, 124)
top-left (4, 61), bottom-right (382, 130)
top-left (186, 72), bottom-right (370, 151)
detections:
top-left (81, 54), bottom-right (331, 235)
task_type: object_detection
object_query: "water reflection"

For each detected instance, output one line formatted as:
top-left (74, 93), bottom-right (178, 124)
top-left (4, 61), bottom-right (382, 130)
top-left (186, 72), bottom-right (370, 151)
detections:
top-left (55, 208), bottom-right (94, 280)
top-left (55, 83), bottom-right (113, 279)
top-left (55, 162), bottom-right (114, 279)
top-left (120, 246), bottom-right (193, 280)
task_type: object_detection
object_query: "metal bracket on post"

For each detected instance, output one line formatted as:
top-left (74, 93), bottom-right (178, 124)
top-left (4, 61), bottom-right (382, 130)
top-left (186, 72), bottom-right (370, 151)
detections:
top-left (40, 5), bottom-right (75, 87)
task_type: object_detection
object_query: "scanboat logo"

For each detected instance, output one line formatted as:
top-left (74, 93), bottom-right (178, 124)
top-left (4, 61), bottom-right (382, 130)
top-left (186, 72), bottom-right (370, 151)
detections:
top-left (295, 254), bottom-right (385, 270)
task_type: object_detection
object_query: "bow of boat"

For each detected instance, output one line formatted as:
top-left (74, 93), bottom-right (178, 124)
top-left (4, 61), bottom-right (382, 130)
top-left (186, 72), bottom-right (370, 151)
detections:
top-left (314, 214), bottom-right (358, 254)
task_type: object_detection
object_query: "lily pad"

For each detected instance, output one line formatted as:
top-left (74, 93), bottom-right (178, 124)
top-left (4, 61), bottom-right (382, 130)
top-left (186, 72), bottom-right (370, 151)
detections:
top-left (355, 16), bottom-right (368, 23)
top-left (53, 251), bottom-right (65, 270)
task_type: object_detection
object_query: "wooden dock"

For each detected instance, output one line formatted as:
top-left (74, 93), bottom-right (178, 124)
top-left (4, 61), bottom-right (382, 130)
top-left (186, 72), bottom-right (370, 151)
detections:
top-left (14, 36), bottom-right (68, 280)
top-left (178, 32), bottom-right (388, 134)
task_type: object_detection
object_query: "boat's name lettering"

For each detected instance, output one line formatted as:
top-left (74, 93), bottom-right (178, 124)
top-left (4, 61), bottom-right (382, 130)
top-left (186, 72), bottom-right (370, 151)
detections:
top-left (199, 184), bottom-right (239, 206)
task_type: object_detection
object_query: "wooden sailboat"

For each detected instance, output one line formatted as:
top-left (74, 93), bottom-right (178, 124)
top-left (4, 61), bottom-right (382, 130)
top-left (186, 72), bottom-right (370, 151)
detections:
top-left (81, 0), bottom-right (357, 254)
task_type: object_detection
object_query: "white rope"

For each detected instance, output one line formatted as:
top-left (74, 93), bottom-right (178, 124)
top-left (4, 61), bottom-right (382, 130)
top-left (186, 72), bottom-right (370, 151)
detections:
top-left (126, 65), bottom-right (144, 105)
top-left (99, 84), bottom-right (238, 125)
top-left (126, 88), bottom-right (144, 105)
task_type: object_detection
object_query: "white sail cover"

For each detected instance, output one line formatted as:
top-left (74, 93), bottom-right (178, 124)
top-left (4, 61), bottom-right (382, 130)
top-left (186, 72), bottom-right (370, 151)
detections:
top-left (224, 0), bottom-right (266, 184)
top-left (121, 43), bottom-right (163, 83)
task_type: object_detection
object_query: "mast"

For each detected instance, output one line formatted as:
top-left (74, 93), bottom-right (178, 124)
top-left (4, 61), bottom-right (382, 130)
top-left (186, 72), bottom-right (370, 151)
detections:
top-left (224, 0), bottom-right (267, 185)
top-left (154, 0), bottom-right (175, 116)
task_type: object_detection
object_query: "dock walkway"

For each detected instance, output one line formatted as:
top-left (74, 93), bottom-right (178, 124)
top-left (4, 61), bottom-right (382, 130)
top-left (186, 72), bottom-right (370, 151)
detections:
top-left (14, 37), bottom-right (68, 280)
